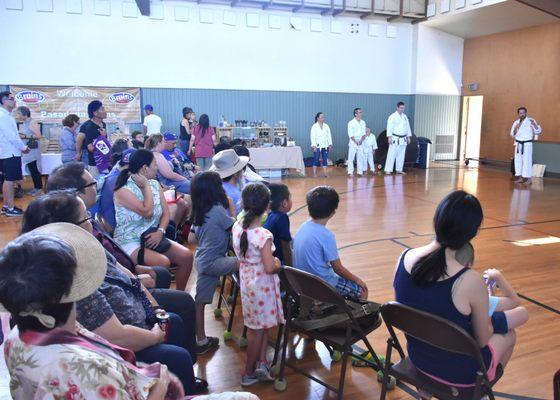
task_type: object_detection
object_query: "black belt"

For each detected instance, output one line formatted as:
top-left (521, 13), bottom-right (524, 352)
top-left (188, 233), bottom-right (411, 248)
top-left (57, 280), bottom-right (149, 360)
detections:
top-left (515, 139), bottom-right (533, 155)
top-left (393, 134), bottom-right (407, 138)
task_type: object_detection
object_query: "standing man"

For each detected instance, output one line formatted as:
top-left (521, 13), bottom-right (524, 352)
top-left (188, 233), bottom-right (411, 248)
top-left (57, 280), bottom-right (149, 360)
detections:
top-left (143, 104), bottom-right (163, 135)
top-left (0, 91), bottom-right (29, 216)
top-left (347, 108), bottom-right (367, 176)
top-left (385, 101), bottom-right (412, 175)
top-left (511, 107), bottom-right (541, 185)
top-left (77, 100), bottom-right (106, 178)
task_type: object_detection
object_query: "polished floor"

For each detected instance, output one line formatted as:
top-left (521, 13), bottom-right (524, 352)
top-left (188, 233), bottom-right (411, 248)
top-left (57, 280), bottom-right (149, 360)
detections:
top-left (1, 163), bottom-right (559, 399)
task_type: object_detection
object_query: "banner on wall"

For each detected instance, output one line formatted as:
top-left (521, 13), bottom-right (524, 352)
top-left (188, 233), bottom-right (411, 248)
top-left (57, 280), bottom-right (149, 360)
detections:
top-left (10, 86), bottom-right (141, 124)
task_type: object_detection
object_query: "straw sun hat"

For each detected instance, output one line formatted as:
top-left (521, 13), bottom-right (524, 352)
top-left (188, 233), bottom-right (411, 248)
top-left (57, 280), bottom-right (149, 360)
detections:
top-left (210, 149), bottom-right (249, 179)
top-left (0, 223), bottom-right (107, 318)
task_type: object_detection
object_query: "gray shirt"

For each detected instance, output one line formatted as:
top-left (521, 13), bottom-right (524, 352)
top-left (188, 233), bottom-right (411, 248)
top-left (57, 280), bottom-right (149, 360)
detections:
top-left (192, 205), bottom-right (235, 272)
top-left (60, 126), bottom-right (77, 162)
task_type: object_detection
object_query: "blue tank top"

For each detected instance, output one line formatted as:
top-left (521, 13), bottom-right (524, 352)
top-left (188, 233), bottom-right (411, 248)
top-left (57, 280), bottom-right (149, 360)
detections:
top-left (393, 249), bottom-right (492, 384)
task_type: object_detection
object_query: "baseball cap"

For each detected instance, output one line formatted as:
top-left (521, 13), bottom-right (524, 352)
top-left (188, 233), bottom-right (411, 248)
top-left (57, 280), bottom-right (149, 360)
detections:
top-left (144, 104), bottom-right (154, 112)
top-left (164, 132), bottom-right (177, 141)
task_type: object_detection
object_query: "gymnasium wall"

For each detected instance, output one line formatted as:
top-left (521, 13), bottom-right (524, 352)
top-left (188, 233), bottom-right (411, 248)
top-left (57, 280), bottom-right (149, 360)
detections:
top-left (462, 22), bottom-right (560, 162)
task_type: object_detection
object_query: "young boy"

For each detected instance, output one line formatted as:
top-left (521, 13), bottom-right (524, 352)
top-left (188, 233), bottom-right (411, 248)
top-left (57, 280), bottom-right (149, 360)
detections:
top-left (455, 243), bottom-right (528, 333)
top-left (362, 128), bottom-right (378, 175)
top-left (263, 183), bottom-right (293, 266)
top-left (293, 186), bottom-right (368, 300)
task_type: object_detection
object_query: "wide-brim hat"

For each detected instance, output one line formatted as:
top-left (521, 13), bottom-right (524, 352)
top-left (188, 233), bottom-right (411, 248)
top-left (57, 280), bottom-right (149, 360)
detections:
top-left (0, 223), bottom-right (107, 312)
top-left (210, 149), bottom-right (249, 179)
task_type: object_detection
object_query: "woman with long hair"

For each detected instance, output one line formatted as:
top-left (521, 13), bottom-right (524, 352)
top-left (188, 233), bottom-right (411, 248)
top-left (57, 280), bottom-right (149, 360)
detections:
top-left (188, 114), bottom-right (216, 171)
top-left (393, 190), bottom-right (528, 387)
top-left (113, 149), bottom-right (193, 290)
top-left (179, 107), bottom-right (194, 155)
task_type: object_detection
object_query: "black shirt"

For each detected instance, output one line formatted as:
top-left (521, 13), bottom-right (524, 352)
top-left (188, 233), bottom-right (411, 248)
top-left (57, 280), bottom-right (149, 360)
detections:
top-left (80, 119), bottom-right (106, 166)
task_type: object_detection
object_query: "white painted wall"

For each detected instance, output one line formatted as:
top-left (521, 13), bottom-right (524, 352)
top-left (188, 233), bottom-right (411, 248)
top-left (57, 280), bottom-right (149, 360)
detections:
top-left (0, 0), bottom-right (417, 94)
top-left (412, 24), bottom-right (464, 95)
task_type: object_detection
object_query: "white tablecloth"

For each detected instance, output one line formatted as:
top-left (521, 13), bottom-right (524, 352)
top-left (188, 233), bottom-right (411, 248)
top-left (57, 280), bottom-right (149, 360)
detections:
top-left (248, 146), bottom-right (305, 176)
top-left (23, 153), bottom-right (62, 175)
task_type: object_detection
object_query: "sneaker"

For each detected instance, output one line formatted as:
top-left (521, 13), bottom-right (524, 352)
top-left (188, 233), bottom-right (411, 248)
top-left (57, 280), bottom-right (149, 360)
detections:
top-left (196, 336), bottom-right (219, 355)
top-left (1, 206), bottom-right (7, 215)
top-left (194, 377), bottom-right (209, 394)
top-left (255, 362), bottom-right (274, 382)
top-left (5, 208), bottom-right (23, 217)
top-left (241, 374), bottom-right (259, 387)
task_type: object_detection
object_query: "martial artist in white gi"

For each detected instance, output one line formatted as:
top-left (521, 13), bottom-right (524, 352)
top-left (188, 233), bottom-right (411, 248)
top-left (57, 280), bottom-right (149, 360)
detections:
top-left (363, 128), bottom-right (378, 175)
top-left (347, 108), bottom-right (367, 176)
top-left (510, 107), bottom-right (541, 184)
top-left (384, 102), bottom-right (412, 175)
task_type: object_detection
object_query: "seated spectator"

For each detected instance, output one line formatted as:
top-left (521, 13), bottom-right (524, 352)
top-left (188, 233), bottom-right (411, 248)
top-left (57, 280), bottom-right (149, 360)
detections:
top-left (188, 114), bottom-right (216, 171)
top-left (393, 190), bottom-right (527, 386)
top-left (0, 223), bottom-right (184, 399)
top-left (293, 186), bottom-right (368, 300)
top-left (145, 134), bottom-right (191, 194)
top-left (210, 149), bottom-right (248, 216)
top-left (59, 113), bottom-right (81, 164)
top-left (132, 130), bottom-right (145, 149)
top-left (110, 137), bottom-right (132, 169)
top-left (161, 132), bottom-right (199, 179)
top-left (113, 149), bottom-right (193, 291)
top-left (263, 183), bottom-right (293, 266)
top-left (215, 137), bottom-right (232, 154)
top-left (189, 171), bottom-right (239, 354)
top-left (92, 127), bottom-right (112, 175)
top-left (233, 145), bottom-right (265, 183)
top-left (21, 192), bottom-right (206, 394)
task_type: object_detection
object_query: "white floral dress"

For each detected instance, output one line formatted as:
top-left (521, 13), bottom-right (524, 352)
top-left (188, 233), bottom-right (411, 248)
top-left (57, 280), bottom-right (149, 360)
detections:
top-left (232, 222), bottom-right (285, 330)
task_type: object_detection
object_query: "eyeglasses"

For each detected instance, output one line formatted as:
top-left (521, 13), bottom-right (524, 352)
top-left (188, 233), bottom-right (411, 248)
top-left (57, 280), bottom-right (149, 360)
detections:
top-left (77, 212), bottom-right (93, 226)
top-left (78, 180), bottom-right (97, 190)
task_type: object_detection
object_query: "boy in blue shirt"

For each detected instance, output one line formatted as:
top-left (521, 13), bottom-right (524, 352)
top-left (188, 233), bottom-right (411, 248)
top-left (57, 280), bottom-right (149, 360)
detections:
top-left (293, 186), bottom-right (368, 300)
top-left (263, 183), bottom-right (293, 266)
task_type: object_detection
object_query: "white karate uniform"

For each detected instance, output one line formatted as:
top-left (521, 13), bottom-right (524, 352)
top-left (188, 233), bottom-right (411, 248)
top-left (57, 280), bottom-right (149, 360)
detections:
top-left (384, 111), bottom-right (412, 173)
top-left (310, 122), bottom-right (333, 149)
top-left (510, 117), bottom-right (541, 178)
top-left (347, 118), bottom-right (366, 175)
top-left (363, 133), bottom-right (378, 172)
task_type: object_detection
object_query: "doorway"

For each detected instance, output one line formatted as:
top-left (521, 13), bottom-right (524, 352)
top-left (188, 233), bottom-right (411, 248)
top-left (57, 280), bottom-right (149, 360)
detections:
top-left (459, 95), bottom-right (483, 163)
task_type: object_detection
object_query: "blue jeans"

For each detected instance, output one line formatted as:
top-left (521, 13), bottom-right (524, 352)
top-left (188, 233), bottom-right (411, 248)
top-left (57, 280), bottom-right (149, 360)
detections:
top-left (197, 157), bottom-right (213, 171)
top-left (313, 148), bottom-right (329, 167)
top-left (136, 312), bottom-right (196, 394)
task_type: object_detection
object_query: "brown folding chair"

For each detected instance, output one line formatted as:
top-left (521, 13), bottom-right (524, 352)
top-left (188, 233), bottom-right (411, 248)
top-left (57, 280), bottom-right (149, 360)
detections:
top-left (379, 301), bottom-right (504, 400)
top-left (95, 212), bottom-right (114, 236)
top-left (554, 369), bottom-right (560, 400)
top-left (275, 266), bottom-right (384, 399)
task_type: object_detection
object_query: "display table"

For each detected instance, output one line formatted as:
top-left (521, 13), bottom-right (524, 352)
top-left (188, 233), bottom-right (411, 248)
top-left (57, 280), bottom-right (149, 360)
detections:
top-left (23, 153), bottom-right (63, 176)
top-left (248, 146), bottom-right (305, 176)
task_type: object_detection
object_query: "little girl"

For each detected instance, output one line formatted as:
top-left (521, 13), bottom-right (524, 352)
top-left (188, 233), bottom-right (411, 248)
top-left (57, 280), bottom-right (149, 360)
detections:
top-left (189, 171), bottom-right (239, 355)
top-left (232, 183), bottom-right (284, 387)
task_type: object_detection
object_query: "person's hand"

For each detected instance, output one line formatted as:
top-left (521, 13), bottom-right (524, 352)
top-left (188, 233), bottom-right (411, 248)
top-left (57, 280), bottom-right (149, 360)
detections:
top-left (145, 230), bottom-right (164, 249)
top-left (22, 146), bottom-right (30, 154)
top-left (514, 123), bottom-right (520, 135)
top-left (273, 257), bottom-right (282, 271)
top-left (388, 137), bottom-right (393, 145)
top-left (356, 278), bottom-right (369, 299)
top-left (151, 323), bottom-right (166, 344)
top-left (19, 133), bottom-right (26, 139)
top-left (530, 118), bottom-right (538, 128)
top-left (98, 127), bottom-right (107, 136)
top-left (131, 173), bottom-right (149, 189)
top-left (139, 273), bottom-right (156, 288)
top-left (312, 146), bottom-right (317, 152)
top-left (484, 268), bottom-right (503, 283)
top-left (74, 153), bottom-right (81, 161)
top-left (148, 363), bottom-right (171, 399)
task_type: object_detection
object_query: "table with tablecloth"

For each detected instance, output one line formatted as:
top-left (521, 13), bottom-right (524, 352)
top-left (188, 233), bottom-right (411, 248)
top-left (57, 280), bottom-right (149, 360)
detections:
top-left (248, 146), bottom-right (305, 176)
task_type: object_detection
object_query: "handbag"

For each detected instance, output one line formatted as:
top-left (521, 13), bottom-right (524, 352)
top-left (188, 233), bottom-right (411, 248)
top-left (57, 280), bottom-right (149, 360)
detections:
top-left (138, 227), bottom-right (172, 265)
top-left (27, 137), bottom-right (39, 149)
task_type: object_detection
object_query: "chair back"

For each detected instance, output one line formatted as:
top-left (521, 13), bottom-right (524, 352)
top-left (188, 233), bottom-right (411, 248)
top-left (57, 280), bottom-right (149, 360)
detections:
top-left (554, 369), bottom-right (560, 400)
top-left (281, 266), bottom-right (346, 308)
top-left (381, 301), bottom-right (486, 369)
top-left (95, 212), bottom-right (114, 235)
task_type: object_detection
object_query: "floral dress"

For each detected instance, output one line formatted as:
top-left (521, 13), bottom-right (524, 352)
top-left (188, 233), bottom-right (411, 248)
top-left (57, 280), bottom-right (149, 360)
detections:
top-left (232, 222), bottom-right (285, 330)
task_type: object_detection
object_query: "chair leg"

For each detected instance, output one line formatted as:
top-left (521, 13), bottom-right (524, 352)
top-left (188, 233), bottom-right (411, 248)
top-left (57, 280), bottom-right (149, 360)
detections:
top-left (226, 280), bottom-right (239, 333)
top-left (380, 338), bottom-right (394, 400)
top-left (216, 275), bottom-right (227, 309)
top-left (362, 337), bottom-right (384, 371)
top-left (473, 372), bottom-right (483, 400)
top-left (271, 323), bottom-right (284, 366)
top-left (277, 320), bottom-right (290, 381)
top-left (337, 347), bottom-right (349, 400)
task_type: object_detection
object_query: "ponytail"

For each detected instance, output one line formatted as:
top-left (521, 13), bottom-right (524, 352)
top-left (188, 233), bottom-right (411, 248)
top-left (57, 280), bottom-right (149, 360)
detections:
top-left (239, 209), bottom-right (256, 258)
top-left (410, 244), bottom-right (448, 284)
top-left (114, 168), bottom-right (131, 191)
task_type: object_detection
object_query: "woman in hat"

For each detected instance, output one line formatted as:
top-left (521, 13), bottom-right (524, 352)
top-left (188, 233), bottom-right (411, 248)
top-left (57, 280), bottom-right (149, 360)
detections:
top-left (0, 223), bottom-right (178, 399)
top-left (210, 149), bottom-right (249, 216)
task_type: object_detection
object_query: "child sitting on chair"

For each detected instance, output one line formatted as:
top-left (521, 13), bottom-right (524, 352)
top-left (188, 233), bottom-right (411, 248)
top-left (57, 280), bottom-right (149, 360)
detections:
top-left (455, 243), bottom-right (529, 334)
top-left (189, 171), bottom-right (239, 355)
top-left (263, 183), bottom-right (293, 266)
top-left (293, 186), bottom-right (368, 300)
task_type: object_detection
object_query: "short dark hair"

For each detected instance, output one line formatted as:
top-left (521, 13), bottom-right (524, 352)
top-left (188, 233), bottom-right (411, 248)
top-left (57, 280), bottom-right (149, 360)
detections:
top-left (16, 106), bottom-right (31, 117)
top-left (62, 114), bottom-right (80, 128)
top-left (132, 131), bottom-right (143, 139)
top-left (233, 145), bottom-right (249, 158)
top-left (47, 162), bottom-right (87, 193)
top-left (306, 186), bottom-right (339, 219)
top-left (182, 107), bottom-right (193, 118)
top-left (0, 234), bottom-right (76, 332)
top-left (315, 112), bottom-right (323, 123)
top-left (0, 91), bottom-right (11, 105)
top-left (215, 142), bottom-right (232, 154)
top-left (269, 183), bottom-right (290, 211)
top-left (397, 101), bottom-right (405, 108)
top-left (21, 190), bottom-right (83, 234)
top-left (353, 108), bottom-right (361, 117)
top-left (517, 107), bottom-right (527, 113)
top-left (87, 100), bottom-right (103, 119)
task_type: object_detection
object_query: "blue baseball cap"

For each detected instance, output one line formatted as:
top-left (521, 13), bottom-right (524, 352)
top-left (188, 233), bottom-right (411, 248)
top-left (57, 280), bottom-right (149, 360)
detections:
top-left (144, 104), bottom-right (154, 111)
top-left (119, 148), bottom-right (136, 166)
top-left (164, 132), bottom-right (177, 141)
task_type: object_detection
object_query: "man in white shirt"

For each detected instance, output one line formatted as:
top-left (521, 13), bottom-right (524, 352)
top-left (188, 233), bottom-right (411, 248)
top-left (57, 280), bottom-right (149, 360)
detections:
top-left (347, 108), bottom-right (367, 176)
top-left (0, 91), bottom-right (29, 217)
top-left (143, 104), bottom-right (162, 135)
top-left (384, 101), bottom-right (412, 175)
top-left (510, 106), bottom-right (541, 184)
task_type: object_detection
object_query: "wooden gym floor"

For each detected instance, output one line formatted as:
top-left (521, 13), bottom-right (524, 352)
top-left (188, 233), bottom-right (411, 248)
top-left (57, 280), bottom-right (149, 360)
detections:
top-left (0, 162), bottom-right (559, 399)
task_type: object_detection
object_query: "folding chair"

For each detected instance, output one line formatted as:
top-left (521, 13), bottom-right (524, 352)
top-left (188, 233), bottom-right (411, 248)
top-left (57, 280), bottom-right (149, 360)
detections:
top-left (275, 266), bottom-right (385, 399)
top-left (379, 301), bottom-right (504, 400)
top-left (214, 272), bottom-right (249, 345)
top-left (95, 212), bottom-right (114, 236)
top-left (554, 369), bottom-right (560, 400)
